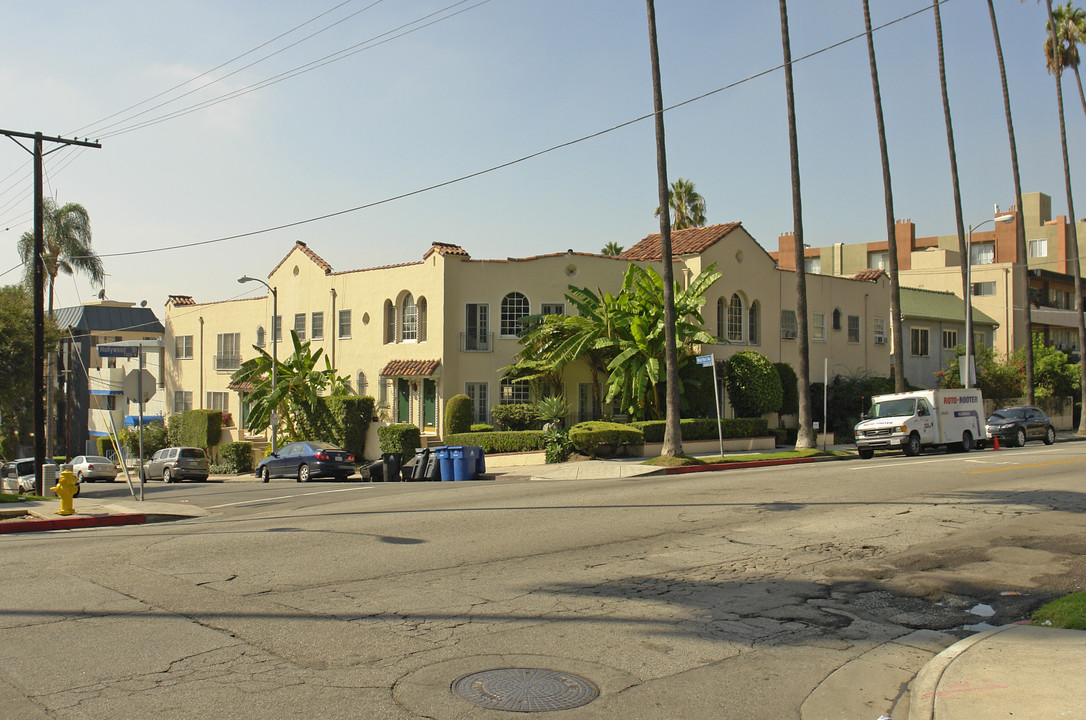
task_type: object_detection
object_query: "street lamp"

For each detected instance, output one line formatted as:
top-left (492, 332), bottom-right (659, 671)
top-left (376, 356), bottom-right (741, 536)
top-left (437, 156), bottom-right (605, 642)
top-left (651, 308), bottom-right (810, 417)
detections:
top-left (964, 213), bottom-right (1015, 388)
top-left (238, 276), bottom-right (278, 463)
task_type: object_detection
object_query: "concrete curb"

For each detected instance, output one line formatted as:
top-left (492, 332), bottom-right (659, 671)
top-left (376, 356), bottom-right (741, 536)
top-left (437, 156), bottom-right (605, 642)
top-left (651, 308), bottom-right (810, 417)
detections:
top-left (0, 513), bottom-right (147, 534)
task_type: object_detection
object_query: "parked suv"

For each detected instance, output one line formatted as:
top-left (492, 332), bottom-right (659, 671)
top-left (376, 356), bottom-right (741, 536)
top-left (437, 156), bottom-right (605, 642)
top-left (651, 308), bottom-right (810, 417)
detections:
top-left (985, 406), bottom-right (1056, 447)
top-left (1, 458), bottom-right (66, 495)
top-left (142, 447), bottom-right (210, 482)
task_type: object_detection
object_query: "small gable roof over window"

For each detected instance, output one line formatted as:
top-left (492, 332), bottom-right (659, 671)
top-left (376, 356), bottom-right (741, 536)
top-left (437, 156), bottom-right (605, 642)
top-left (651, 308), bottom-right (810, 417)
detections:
top-left (620, 222), bottom-right (743, 261)
top-left (379, 359), bottom-right (441, 377)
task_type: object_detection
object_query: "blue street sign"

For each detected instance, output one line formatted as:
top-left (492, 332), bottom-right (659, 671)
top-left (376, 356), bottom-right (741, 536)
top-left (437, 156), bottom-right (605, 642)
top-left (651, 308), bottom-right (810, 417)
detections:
top-left (695, 354), bottom-right (713, 367)
top-left (97, 345), bottom-right (139, 358)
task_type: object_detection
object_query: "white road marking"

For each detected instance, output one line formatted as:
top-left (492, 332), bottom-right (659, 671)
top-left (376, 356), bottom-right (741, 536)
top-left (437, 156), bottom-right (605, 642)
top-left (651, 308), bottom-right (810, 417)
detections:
top-left (207, 486), bottom-right (373, 509)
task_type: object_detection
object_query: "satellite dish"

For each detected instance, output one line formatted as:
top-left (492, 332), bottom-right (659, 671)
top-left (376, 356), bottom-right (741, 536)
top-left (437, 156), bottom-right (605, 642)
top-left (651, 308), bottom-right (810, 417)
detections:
top-left (97, 289), bottom-right (106, 299)
top-left (140, 300), bottom-right (147, 307)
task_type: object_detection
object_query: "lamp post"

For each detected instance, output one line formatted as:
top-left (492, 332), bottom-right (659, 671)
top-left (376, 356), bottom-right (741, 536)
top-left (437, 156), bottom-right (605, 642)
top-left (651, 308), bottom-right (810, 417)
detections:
top-left (964, 213), bottom-right (1015, 388)
top-left (238, 276), bottom-right (278, 460)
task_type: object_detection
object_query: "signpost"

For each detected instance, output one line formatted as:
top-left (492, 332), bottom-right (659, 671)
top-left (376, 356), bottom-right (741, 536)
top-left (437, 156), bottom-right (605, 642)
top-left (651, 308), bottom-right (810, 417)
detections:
top-left (99, 339), bottom-right (163, 501)
top-left (696, 354), bottom-right (724, 457)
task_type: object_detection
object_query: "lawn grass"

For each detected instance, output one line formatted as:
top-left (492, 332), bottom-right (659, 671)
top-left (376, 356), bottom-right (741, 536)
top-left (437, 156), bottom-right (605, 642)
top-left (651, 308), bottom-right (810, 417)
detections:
top-left (1032, 591), bottom-right (1086, 630)
top-left (642, 449), bottom-right (848, 467)
top-left (0, 492), bottom-right (48, 503)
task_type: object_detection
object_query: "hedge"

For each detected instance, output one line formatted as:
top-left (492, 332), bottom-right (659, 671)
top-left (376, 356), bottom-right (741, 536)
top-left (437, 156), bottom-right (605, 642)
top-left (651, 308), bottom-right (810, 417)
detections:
top-left (630, 417), bottom-right (770, 442)
top-left (219, 442), bottom-right (253, 474)
top-left (568, 421), bottom-right (644, 458)
top-left (298, 395), bottom-right (375, 460)
top-left (444, 394), bottom-right (474, 435)
top-left (167, 409), bottom-right (223, 449)
top-left (443, 430), bottom-right (545, 454)
top-left (490, 403), bottom-right (538, 431)
top-left (378, 423), bottom-right (421, 462)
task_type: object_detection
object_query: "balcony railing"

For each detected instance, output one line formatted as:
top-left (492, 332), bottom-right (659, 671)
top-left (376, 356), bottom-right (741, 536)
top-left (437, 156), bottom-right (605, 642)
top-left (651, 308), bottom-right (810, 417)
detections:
top-left (215, 354), bottom-right (241, 372)
top-left (461, 331), bottom-right (493, 352)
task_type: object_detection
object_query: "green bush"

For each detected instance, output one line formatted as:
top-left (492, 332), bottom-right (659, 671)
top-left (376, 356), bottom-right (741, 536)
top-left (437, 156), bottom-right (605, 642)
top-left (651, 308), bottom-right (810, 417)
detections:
top-left (469, 423), bottom-right (494, 433)
top-left (120, 421), bottom-right (168, 459)
top-left (167, 410), bottom-right (222, 449)
top-left (568, 421), bottom-right (644, 458)
top-left (298, 395), bottom-right (375, 460)
top-left (444, 431), bottom-right (545, 454)
top-left (95, 436), bottom-right (114, 457)
top-left (490, 403), bottom-right (538, 431)
top-left (543, 427), bottom-right (573, 463)
top-left (811, 371), bottom-right (897, 441)
top-left (377, 423), bottom-right (420, 462)
top-left (630, 418), bottom-right (770, 442)
top-left (724, 350), bottom-right (783, 418)
top-left (535, 395), bottom-right (570, 427)
top-left (775, 362), bottom-right (799, 417)
top-left (219, 442), bottom-right (253, 474)
top-left (444, 394), bottom-right (474, 436)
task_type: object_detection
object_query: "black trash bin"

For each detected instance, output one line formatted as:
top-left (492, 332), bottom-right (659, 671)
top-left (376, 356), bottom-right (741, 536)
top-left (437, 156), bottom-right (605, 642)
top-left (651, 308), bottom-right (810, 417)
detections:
top-left (363, 459), bottom-right (384, 481)
top-left (381, 452), bottom-right (402, 483)
top-left (423, 450), bottom-right (441, 480)
top-left (410, 448), bottom-right (430, 480)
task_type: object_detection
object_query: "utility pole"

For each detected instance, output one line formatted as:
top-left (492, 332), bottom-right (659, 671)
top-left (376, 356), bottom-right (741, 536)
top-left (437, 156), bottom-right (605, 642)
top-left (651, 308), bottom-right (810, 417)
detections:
top-left (1, 129), bottom-right (101, 495)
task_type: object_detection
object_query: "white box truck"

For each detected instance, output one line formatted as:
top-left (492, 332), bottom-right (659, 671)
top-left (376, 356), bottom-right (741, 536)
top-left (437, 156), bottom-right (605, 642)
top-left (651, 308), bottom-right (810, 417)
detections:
top-left (854, 389), bottom-right (987, 459)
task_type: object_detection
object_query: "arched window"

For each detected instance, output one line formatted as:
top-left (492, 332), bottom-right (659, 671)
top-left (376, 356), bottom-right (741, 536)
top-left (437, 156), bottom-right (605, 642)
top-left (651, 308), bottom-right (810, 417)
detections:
top-left (384, 299), bottom-right (396, 344)
top-left (500, 292), bottom-right (530, 337)
top-left (417, 297), bottom-right (427, 342)
top-left (356, 371), bottom-right (367, 395)
top-left (255, 326), bottom-right (265, 347)
top-left (401, 293), bottom-right (418, 341)
top-left (716, 297), bottom-right (726, 340)
top-left (748, 301), bottom-right (760, 345)
top-left (727, 294), bottom-right (744, 342)
top-left (832, 307), bottom-right (842, 331)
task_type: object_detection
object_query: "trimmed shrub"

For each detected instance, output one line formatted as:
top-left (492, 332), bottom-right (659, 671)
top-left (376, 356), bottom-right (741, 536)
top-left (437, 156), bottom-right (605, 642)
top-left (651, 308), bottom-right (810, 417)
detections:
top-left (298, 395), bottom-right (375, 460)
top-left (219, 442), bottom-right (253, 474)
top-left (724, 350), bottom-right (783, 418)
top-left (378, 423), bottom-right (420, 462)
top-left (568, 421), bottom-right (643, 458)
top-left (444, 431), bottom-right (545, 454)
top-left (630, 417), bottom-right (770, 442)
top-left (490, 403), bottom-right (538, 431)
top-left (469, 423), bottom-right (495, 433)
top-left (775, 362), bottom-right (799, 417)
top-left (445, 394), bottom-right (474, 436)
top-left (168, 409), bottom-right (222, 449)
top-left (96, 436), bottom-right (115, 457)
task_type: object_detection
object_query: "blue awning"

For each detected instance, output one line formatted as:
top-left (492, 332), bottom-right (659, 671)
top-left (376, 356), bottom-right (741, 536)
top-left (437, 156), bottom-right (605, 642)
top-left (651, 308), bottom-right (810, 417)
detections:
top-left (88, 431), bottom-right (108, 437)
top-left (90, 389), bottom-right (123, 396)
top-left (124, 415), bottom-right (164, 426)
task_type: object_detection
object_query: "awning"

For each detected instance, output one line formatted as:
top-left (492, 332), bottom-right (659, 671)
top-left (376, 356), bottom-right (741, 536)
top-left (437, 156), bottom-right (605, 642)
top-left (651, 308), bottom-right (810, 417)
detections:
top-left (90, 389), bottom-right (123, 396)
top-left (379, 359), bottom-right (441, 377)
top-left (124, 415), bottom-right (164, 426)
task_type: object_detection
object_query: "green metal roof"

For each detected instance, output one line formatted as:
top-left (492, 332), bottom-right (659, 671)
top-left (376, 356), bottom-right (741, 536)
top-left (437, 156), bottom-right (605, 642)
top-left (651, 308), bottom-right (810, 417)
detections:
top-left (900, 286), bottom-right (998, 326)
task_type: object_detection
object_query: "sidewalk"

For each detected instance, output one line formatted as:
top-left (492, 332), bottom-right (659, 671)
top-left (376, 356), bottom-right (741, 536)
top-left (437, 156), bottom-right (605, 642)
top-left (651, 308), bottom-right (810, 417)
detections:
top-left (0, 496), bottom-right (207, 533)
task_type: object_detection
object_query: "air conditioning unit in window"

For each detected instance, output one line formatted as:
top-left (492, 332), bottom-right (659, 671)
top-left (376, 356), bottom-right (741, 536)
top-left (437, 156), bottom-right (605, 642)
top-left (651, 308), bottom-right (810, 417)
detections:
top-left (874, 336), bottom-right (886, 345)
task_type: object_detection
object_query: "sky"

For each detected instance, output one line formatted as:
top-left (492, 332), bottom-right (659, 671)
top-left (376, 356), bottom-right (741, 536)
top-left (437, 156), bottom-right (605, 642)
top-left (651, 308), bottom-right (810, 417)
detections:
top-left (1, 0), bottom-right (1082, 314)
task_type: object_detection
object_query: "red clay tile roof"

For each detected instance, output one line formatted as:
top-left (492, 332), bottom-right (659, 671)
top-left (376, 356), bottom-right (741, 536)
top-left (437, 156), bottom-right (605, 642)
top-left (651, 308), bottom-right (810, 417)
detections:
top-left (422, 242), bottom-right (470, 260)
top-left (269, 241), bottom-right (333, 277)
top-left (619, 222), bottom-right (743, 261)
top-left (852, 269), bottom-right (886, 282)
top-left (167, 295), bottom-right (195, 306)
top-left (228, 381), bottom-right (258, 391)
top-left (379, 359), bottom-right (441, 377)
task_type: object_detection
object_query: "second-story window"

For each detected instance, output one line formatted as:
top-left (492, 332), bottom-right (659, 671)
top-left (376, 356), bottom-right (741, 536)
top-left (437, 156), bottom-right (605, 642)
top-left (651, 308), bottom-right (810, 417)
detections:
top-left (402, 294), bottom-right (418, 341)
top-left (501, 292), bottom-right (530, 337)
top-left (294, 313), bottom-right (306, 341)
top-left (216, 332), bottom-right (241, 371)
top-left (338, 309), bottom-right (352, 339)
top-left (311, 312), bottom-right (324, 340)
top-left (175, 335), bottom-right (193, 359)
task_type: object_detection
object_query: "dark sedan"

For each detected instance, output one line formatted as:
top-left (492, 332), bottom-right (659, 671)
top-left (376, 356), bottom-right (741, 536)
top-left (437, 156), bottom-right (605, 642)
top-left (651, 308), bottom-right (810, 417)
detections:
top-left (255, 441), bottom-right (356, 483)
top-left (985, 406), bottom-right (1056, 447)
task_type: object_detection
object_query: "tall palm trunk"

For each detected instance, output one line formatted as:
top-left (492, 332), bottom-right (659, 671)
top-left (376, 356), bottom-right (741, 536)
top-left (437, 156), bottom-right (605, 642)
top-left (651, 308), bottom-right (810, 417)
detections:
top-left (863, 0), bottom-right (906, 391)
top-left (645, 0), bottom-right (683, 456)
top-left (987, 0), bottom-right (1034, 403)
top-left (779, 0), bottom-right (814, 450)
top-left (1045, 0), bottom-right (1086, 435)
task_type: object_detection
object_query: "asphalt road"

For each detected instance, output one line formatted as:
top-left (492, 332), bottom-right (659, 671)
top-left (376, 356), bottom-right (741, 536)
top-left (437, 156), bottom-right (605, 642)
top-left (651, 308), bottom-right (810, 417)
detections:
top-left (2, 443), bottom-right (1084, 719)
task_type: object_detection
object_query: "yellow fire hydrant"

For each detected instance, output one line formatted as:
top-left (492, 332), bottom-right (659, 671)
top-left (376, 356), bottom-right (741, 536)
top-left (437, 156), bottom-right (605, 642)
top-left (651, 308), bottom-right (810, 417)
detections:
top-left (51, 469), bottom-right (78, 516)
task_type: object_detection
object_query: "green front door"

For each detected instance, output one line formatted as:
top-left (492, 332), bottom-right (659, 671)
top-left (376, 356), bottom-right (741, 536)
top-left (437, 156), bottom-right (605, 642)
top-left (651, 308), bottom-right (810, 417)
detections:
top-left (423, 379), bottom-right (436, 429)
top-left (397, 379), bottom-right (410, 422)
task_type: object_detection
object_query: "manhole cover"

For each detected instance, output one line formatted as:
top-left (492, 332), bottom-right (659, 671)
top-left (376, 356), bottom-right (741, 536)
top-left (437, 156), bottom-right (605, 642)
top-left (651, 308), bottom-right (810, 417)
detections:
top-left (452, 667), bottom-right (599, 712)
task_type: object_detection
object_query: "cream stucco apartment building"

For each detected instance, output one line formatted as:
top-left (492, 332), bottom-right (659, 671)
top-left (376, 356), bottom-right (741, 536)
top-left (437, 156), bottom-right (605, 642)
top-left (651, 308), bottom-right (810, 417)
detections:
top-left (163, 223), bottom-right (890, 459)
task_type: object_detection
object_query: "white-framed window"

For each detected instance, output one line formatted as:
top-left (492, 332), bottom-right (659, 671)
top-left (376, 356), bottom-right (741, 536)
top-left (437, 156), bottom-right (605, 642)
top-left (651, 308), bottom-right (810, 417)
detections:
top-left (748, 301), bottom-right (760, 345)
top-left (972, 281), bottom-right (996, 296)
top-left (804, 257), bottom-right (821, 274)
top-left (910, 327), bottom-right (930, 357)
top-left (255, 326), bottom-right (265, 347)
top-left (355, 370), bottom-right (366, 395)
top-left (401, 294), bottom-right (418, 341)
top-left (215, 332), bottom-right (241, 371)
top-left (274, 315), bottom-right (282, 343)
top-left (174, 390), bottom-right (192, 413)
top-left (867, 251), bottom-right (888, 270)
top-left (1028, 238), bottom-right (1048, 258)
top-left (942, 329), bottom-right (958, 350)
top-left (378, 376), bottom-right (388, 405)
top-left (207, 391), bottom-right (229, 411)
top-left (500, 292), bottom-right (530, 337)
top-left (541, 303), bottom-right (564, 316)
top-left (174, 335), bottom-right (193, 359)
top-left (500, 377), bottom-right (530, 404)
top-left (311, 312), bottom-right (324, 340)
top-left (780, 310), bottom-right (797, 339)
top-left (971, 243), bottom-right (995, 265)
top-left (464, 303), bottom-right (490, 351)
top-left (812, 312), bottom-right (826, 341)
top-left (727, 294), bottom-right (744, 342)
top-left (873, 317), bottom-right (887, 345)
top-left (466, 382), bottom-right (489, 424)
top-left (293, 313), bottom-right (306, 340)
top-left (417, 297), bottom-right (427, 342)
top-left (338, 309), bottom-right (351, 339)
top-left (847, 315), bottom-right (860, 343)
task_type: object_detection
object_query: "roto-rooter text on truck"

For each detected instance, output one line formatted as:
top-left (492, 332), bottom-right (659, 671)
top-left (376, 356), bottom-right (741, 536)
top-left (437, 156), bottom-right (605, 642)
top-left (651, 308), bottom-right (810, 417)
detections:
top-left (853, 389), bottom-right (987, 459)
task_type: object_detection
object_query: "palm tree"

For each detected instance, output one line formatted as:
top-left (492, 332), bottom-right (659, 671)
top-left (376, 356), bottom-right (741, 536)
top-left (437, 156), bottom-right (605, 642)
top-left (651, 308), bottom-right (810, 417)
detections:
top-left (1048, 2), bottom-right (1086, 118)
top-left (862, 0), bottom-right (906, 391)
top-left (600, 241), bottom-right (624, 256)
top-left (987, 0), bottom-right (1035, 404)
top-left (778, 0), bottom-right (815, 450)
top-left (645, 0), bottom-right (684, 456)
top-left (1040, 0), bottom-right (1086, 435)
top-left (654, 177), bottom-right (707, 230)
top-left (16, 198), bottom-right (104, 315)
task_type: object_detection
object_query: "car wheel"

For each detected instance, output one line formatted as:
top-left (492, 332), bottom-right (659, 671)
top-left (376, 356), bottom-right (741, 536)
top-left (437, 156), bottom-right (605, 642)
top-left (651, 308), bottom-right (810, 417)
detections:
top-left (261, 466), bottom-right (270, 483)
top-left (858, 448), bottom-right (874, 460)
top-left (1044, 426), bottom-right (1056, 445)
top-left (1015, 428), bottom-right (1027, 447)
top-left (73, 483), bottom-right (81, 498)
top-left (961, 431), bottom-right (974, 453)
top-left (163, 468), bottom-right (173, 483)
top-left (298, 464), bottom-right (310, 483)
top-left (77, 471), bottom-right (87, 483)
top-left (903, 433), bottom-right (922, 457)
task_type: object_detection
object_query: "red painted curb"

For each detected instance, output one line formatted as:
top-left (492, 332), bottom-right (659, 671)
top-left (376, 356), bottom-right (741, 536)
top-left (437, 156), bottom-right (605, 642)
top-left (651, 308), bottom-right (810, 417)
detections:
top-left (0, 514), bottom-right (146, 534)
top-left (664, 457), bottom-right (820, 475)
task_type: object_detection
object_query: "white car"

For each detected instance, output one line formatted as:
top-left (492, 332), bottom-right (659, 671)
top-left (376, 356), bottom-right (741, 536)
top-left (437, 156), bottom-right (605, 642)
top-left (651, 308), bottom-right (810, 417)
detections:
top-left (70, 455), bottom-right (120, 482)
top-left (1, 458), bottom-right (68, 496)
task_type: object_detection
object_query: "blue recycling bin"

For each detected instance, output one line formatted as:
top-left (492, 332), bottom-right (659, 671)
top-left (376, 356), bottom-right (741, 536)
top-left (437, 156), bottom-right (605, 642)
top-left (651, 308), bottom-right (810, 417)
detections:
top-left (473, 446), bottom-right (486, 475)
top-left (451, 446), bottom-right (472, 481)
top-left (436, 447), bottom-right (456, 482)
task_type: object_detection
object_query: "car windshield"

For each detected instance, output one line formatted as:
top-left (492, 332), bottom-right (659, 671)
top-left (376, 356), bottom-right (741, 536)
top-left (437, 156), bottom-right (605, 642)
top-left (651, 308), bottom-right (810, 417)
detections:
top-left (869, 398), bottom-right (916, 419)
top-left (179, 448), bottom-right (206, 459)
top-left (989, 409), bottom-right (1025, 421)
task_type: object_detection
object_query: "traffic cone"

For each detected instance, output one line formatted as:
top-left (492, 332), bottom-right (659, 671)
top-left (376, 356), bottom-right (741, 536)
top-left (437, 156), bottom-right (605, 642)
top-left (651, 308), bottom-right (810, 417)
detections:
top-left (993, 436), bottom-right (1000, 451)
